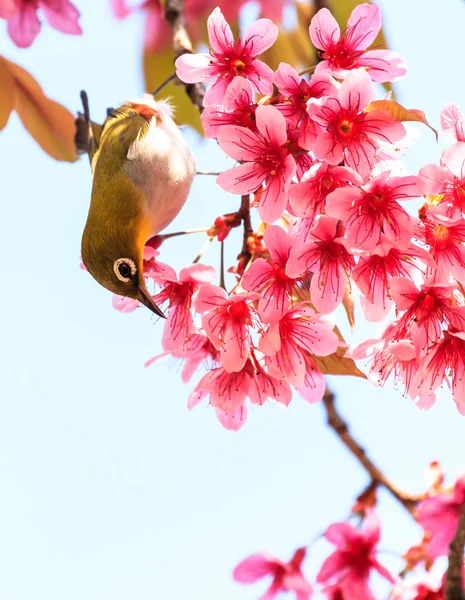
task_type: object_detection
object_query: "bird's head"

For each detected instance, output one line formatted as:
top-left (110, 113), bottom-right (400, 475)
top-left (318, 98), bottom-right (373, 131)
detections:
top-left (81, 215), bottom-right (165, 318)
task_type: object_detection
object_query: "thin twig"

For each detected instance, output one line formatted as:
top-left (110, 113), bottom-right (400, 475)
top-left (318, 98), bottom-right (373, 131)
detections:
top-left (322, 388), bottom-right (422, 517)
top-left (164, 0), bottom-right (205, 112)
top-left (151, 73), bottom-right (178, 97)
top-left (446, 504), bottom-right (465, 600)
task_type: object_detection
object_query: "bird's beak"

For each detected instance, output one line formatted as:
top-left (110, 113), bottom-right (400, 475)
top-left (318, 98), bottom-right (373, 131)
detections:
top-left (136, 283), bottom-right (166, 318)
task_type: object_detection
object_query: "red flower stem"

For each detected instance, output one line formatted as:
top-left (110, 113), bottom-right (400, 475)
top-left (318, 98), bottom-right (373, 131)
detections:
top-left (159, 227), bottom-right (210, 240)
top-left (164, 0), bottom-right (205, 112)
top-left (238, 194), bottom-right (253, 266)
top-left (219, 241), bottom-right (226, 290)
top-left (445, 504), bottom-right (465, 600)
top-left (193, 237), bottom-right (214, 264)
top-left (322, 388), bottom-right (422, 518)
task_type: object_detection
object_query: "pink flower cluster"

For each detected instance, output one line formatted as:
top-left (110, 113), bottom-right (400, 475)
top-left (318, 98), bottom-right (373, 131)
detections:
top-left (112, 4), bottom-right (465, 428)
top-left (233, 511), bottom-right (394, 600)
top-left (1, 0), bottom-right (81, 47)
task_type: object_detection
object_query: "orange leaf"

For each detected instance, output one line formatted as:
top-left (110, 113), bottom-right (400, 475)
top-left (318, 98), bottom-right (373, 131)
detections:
top-left (4, 58), bottom-right (77, 162)
top-left (0, 57), bottom-right (14, 131)
top-left (314, 325), bottom-right (366, 378)
top-left (366, 99), bottom-right (438, 141)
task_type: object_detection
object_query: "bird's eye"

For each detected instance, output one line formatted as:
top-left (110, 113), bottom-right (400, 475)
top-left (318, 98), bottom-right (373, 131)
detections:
top-left (113, 258), bottom-right (137, 283)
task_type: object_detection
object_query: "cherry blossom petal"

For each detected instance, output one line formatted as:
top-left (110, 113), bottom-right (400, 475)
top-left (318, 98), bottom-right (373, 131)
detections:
top-left (309, 7), bottom-right (340, 50)
top-left (175, 52), bottom-right (217, 84)
top-left (346, 3), bottom-right (381, 51)
top-left (242, 18), bottom-right (278, 55)
top-left (7, 3), bottom-right (41, 47)
top-left (255, 105), bottom-right (288, 146)
top-left (216, 404), bottom-right (248, 431)
top-left (246, 59), bottom-right (274, 96)
top-left (40, 0), bottom-right (82, 34)
top-left (217, 162), bottom-right (265, 195)
top-left (207, 6), bottom-right (234, 54)
top-left (339, 69), bottom-right (375, 111)
top-left (216, 124), bottom-right (263, 161)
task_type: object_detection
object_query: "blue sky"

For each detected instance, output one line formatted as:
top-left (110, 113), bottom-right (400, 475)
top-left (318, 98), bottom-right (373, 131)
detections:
top-left (1, 1), bottom-right (465, 599)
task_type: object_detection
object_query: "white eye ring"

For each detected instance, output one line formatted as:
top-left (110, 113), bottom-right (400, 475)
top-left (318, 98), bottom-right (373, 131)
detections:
top-left (113, 257), bottom-right (137, 283)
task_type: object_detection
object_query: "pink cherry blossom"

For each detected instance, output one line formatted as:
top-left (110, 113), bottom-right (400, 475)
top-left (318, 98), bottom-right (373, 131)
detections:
top-left (286, 216), bottom-right (355, 314)
top-left (241, 225), bottom-right (305, 322)
top-left (201, 77), bottom-right (258, 138)
top-left (352, 240), bottom-right (432, 321)
top-left (289, 161), bottom-right (361, 223)
top-left (416, 329), bottom-right (465, 412)
top-left (417, 475), bottom-right (465, 557)
top-left (188, 357), bottom-right (291, 427)
top-left (259, 304), bottom-right (338, 389)
top-left (309, 3), bottom-right (406, 83)
top-left (418, 142), bottom-right (465, 216)
top-left (308, 69), bottom-right (406, 179)
top-left (2, 0), bottom-right (81, 47)
top-left (153, 264), bottom-right (216, 353)
top-left (175, 7), bottom-right (278, 105)
top-left (440, 103), bottom-right (465, 144)
top-left (233, 547), bottom-right (313, 600)
top-left (196, 285), bottom-right (260, 372)
top-left (418, 211), bottom-right (465, 283)
top-left (387, 278), bottom-right (465, 352)
top-left (273, 62), bottom-right (337, 148)
top-left (317, 512), bottom-right (395, 600)
top-left (216, 105), bottom-right (296, 223)
top-left (145, 332), bottom-right (218, 384)
top-left (326, 171), bottom-right (419, 252)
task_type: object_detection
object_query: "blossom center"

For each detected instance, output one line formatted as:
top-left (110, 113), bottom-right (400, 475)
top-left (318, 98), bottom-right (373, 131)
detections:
top-left (228, 300), bottom-right (249, 317)
top-left (231, 58), bottom-right (246, 73)
top-left (338, 119), bottom-right (354, 136)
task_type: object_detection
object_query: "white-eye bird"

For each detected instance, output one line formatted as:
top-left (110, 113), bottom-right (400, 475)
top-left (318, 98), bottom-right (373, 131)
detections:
top-left (77, 93), bottom-right (196, 317)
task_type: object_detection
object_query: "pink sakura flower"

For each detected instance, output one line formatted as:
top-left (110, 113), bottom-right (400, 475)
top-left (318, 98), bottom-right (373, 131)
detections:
top-left (242, 225), bottom-right (306, 323)
top-left (317, 512), bottom-right (395, 600)
top-left (216, 105), bottom-right (296, 223)
top-left (326, 171), bottom-right (419, 252)
top-left (352, 240), bottom-right (432, 321)
top-left (175, 7), bottom-right (278, 106)
top-left (2, 0), bottom-right (81, 47)
top-left (273, 62), bottom-right (337, 148)
top-left (307, 69), bottom-right (406, 179)
top-left (260, 304), bottom-right (338, 392)
top-left (188, 357), bottom-right (292, 429)
top-left (418, 211), bottom-right (465, 283)
top-left (417, 475), bottom-right (465, 557)
top-left (309, 3), bottom-right (406, 83)
top-left (387, 278), bottom-right (465, 352)
top-left (418, 143), bottom-right (465, 217)
top-left (145, 332), bottom-right (219, 384)
top-left (233, 547), bottom-right (313, 600)
top-left (286, 216), bottom-right (355, 314)
top-left (152, 264), bottom-right (216, 352)
top-left (196, 285), bottom-right (260, 372)
top-left (416, 329), bottom-right (465, 412)
top-left (201, 77), bottom-right (258, 138)
top-left (440, 103), bottom-right (465, 144)
top-left (289, 161), bottom-right (361, 223)
top-left (350, 337), bottom-right (435, 409)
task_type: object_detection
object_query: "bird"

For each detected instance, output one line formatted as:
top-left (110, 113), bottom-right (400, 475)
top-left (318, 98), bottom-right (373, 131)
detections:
top-left (76, 91), bottom-right (196, 318)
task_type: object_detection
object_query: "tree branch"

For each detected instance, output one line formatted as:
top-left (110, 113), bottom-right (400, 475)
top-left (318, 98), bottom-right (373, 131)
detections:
top-left (446, 504), bottom-right (465, 600)
top-left (237, 195), bottom-right (253, 269)
top-left (164, 0), bottom-right (205, 112)
top-left (322, 388), bottom-right (422, 517)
